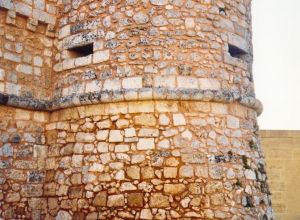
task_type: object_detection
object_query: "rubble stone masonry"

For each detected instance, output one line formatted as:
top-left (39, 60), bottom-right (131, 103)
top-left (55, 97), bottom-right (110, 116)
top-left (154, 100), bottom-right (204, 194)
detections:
top-left (0, 0), bottom-right (273, 219)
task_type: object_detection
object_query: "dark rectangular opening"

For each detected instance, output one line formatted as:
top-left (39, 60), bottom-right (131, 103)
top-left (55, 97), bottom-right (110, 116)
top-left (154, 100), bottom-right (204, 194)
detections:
top-left (68, 43), bottom-right (93, 58)
top-left (228, 44), bottom-right (247, 59)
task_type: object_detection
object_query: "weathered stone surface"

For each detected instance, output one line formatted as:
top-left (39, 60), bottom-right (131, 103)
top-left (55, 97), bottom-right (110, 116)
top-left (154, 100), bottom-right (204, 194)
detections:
top-left (109, 130), bottom-right (123, 142)
top-left (137, 138), bottom-right (155, 150)
top-left (150, 0), bottom-right (168, 5)
top-left (0, 0), bottom-right (272, 218)
top-left (75, 132), bottom-right (95, 142)
top-left (56, 210), bottom-right (72, 220)
top-left (93, 50), bottom-right (110, 64)
top-left (6, 192), bottom-right (20, 203)
top-left (164, 184), bottom-right (186, 195)
top-left (127, 193), bottom-right (144, 207)
top-left (149, 193), bottom-right (170, 208)
top-left (140, 209), bottom-right (153, 220)
top-left (21, 184), bottom-right (43, 197)
top-left (164, 167), bottom-right (177, 178)
top-left (133, 12), bottom-right (149, 24)
top-left (107, 194), bottom-right (125, 207)
top-left (93, 191), bottom-right (107, 206)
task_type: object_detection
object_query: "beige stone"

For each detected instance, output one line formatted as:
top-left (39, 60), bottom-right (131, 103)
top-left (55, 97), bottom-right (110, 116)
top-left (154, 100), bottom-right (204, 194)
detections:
top-left (107, 194), bottom-right (125, 207)
top-left (164, 184), bottom-right (186, 195)
top-left (149, 193), bottom-right (170, 208)
top-left (137, 138), bottom-right (155, 150)
top-left (109, 130), bottom-right (123, 142)
top-left (163, 167), bottom-right (177, 178)
top-left (127, 166), bottom-right (140, 179)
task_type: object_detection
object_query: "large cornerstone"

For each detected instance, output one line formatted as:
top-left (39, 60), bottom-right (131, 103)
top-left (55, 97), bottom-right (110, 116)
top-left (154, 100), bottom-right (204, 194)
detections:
top-left (0, 0), bottom-right (273, 219)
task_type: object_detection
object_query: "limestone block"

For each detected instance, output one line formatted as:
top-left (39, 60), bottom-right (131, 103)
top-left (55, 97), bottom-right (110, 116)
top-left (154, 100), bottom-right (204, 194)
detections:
top-left (144, 65), bottom-right (158, 74)
top-left (228, 33), bottom-right (249, 52)
top-left (137, 138), bottom-right (155, 150)
top-left (245, 169), bottom-right (256, 180)
top-left (124, 128), bottom-right (136, 137)
top-left (120, 182), bottom-right (137, 191)
top-left (179, 165), bottom-right (194, 178)
top-left (173, 113), bottom-right (186, 126)
top-left (55, 210), bottom-right (72, 220)
top-left (96, 130), bottom-right (109, 141)
top-left (157, 139), bottom-right (170, 149)
top-left (177, 76), bottom-right (198, 89)
top-left (164, 184), bottom-right (186, 195)
top-left (154, 76), bottom-right (175, 88)
top-left (127, 193), bottom-right (144, 207)
top-left (127, 166), bottom-right (140, 179)
top-left (75, 132), bottom-right (95, 143)
top-left (4, 52), bottom-right (21, 62)
top-left (6, 192), bottom-right (20, 203)
top-left (15, 2), bottom-right (32, 17)
top-left (11, 59), bottom-right (28, 73)
top-left (163, 167), bottom-right (177, 178)
top-left (188, 183), bottom-right (202, 194)
top-left (185, 18), bottom-right (195, 29)
top-left (21, 184), bottom-right (43, 197)
top-left (115, 144), bottom-right (130, 152)
top-left (134, 114), bottom-right (156, 126)
top-left (152, 15), bottom-right (169, 26)
top-left (0, 0), bottom-right (14, 10)
top-left (122, 77), bottom-right (142, 89)
top-left (109, 130), bottom-right (123, 142)
top-left (103, 78), bottom-right (121, 91)
top-left (217, 18), bottom-right (234, 32)
top-left (59, 25), bottom-right (71, 39)
top-left (133, 12), bottom-right (149, 24)
top-left (129, 102), bottom-right (154, 113)
top-left (107, 195), bottom-right (125, 207)
top-left (140, 209), bottom-right (153, 220)
top-left (97, 142), bottom-right (109, 153)
top-left (199, 78), bottom-right (221, 90)
top-left (75, 55), bottom-right (92, 67)
top-left (150, 0), bottom-right (168, 6)
top-left (33, 9), bottom-right (56, 24)
top-left (33, 56), bottom-right (43, 67)
top-left (92, 191), bottom-right (107, 207)
top-left (227, 116), bottom-right (240, 129)
top-left (85, 80), bottom-right (101, 93)
top-left (93, 50), bottom-right (110, 63)
top-left (149, 193), bottom-right (170, 208)
top-left (138, 128), bottom-right (159, 137)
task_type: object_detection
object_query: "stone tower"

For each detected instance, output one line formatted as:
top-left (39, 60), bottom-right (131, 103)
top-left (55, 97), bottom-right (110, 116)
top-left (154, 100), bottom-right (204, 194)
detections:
top-left (0, 0), bottom-right (273, 219)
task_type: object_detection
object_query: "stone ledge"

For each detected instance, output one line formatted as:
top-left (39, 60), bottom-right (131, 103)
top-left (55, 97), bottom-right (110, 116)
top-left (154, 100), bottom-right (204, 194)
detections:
top-left (0, 88), bottom-right (263, 115)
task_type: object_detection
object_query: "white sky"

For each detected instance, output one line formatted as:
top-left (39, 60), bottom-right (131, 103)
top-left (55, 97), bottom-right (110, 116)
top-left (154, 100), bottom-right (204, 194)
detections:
top-left (252, 0), bottom-right (300, 130)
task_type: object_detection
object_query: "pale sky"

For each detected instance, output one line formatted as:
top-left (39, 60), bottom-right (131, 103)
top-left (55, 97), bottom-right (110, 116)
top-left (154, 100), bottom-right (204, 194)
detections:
top-left (252, 0), bottom-right (300, 130)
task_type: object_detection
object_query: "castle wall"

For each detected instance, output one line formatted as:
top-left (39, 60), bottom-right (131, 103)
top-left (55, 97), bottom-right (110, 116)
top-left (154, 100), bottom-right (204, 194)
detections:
top-left (0, 0), bottom-right (274, 219)
top-left (0, 101), bottom-right (273, 219)
top-left (261, 130), bottom-right (300, 220)
top-left (0, 0), bottom-right (57, 100)
top-left (53, 0), bottom-right (254, 102)
top-left (0, 105), bottom-right (49, 219)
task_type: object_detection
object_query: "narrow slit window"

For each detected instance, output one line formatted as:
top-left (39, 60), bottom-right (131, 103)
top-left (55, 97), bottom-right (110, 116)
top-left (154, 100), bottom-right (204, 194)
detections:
top-left (228, 44), bottom-right (247, 59)
top-left (68, 43), bottom-right (94, 58)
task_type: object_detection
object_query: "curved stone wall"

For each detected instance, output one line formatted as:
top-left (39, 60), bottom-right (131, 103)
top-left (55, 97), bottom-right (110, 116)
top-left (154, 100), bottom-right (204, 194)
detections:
top-left (43, 101), bottom-right (272, 219)
top-left (54, 0), bottom-right (254, 104)
top-left (0, 0), bottom-right (273, 219)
